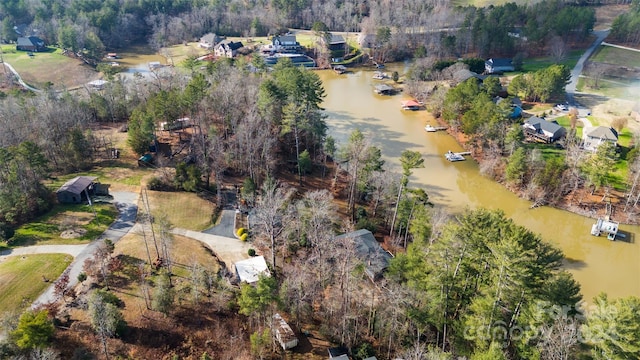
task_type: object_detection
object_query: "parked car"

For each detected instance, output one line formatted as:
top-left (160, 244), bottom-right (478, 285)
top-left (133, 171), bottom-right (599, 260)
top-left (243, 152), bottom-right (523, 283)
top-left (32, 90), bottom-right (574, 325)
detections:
top-left (555, 103), bottom-right (568, 111)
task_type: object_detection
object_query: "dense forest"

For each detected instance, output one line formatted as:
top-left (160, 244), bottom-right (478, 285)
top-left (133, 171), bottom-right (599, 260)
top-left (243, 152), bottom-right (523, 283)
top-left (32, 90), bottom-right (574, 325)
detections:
top-left (1, 0), bottom-right (640, 359)
top-left (1, 0), bottom-right (602, 61)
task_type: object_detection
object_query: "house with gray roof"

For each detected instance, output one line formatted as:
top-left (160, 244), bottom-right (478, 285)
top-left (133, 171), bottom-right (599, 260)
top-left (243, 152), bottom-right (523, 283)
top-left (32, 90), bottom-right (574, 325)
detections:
top-left (485, 58), bottom-right (514, 74)
top-left (333, 229), bottom-right (393, 281)
top-left (272, 34), bottom-right (300, 52)
top-left (583, 126), bottom-right (618, 151)
top-left (199, 33), bottom-right (223, 50)
top-left (16, 36), bottom-right (46, 52)
top-left (523, 116), bottom-right (566, 143)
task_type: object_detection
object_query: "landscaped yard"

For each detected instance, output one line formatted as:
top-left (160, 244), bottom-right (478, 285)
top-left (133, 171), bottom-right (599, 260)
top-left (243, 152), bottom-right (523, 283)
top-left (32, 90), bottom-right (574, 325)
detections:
top-left (8, 203), bottom-right (118, 248)
top-left (0, 254), bottom-right (72, 313)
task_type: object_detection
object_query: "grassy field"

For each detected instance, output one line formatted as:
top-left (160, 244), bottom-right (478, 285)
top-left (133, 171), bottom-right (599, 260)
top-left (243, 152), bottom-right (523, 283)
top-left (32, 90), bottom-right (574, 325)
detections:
top-left (591, 45), bottom-right (640, 67)
top-left (115, 233), bottom-right (220, 278)
top-left (0, 254), bottom-right (72, 313)
top-left (145, 191), bottom-right (214, 231)
top-left (519, 50), bottom-right (583, 73)
top-left (8, 203), bottom-right (117, 248)
top-left (0, 45), bottom-right (97, 89)
top-left (576, 76), bottom-right (640, 101)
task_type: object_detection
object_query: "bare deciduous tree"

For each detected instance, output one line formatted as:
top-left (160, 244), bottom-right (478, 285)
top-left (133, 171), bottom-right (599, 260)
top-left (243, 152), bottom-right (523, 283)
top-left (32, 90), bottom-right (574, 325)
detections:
top-left (253, 179), bottom-right (294, 272)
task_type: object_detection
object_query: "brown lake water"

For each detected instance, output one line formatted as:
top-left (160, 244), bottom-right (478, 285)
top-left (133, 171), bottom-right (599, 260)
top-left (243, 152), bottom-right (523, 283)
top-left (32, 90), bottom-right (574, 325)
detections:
top-left (317, 66), bottom-right (640, 302)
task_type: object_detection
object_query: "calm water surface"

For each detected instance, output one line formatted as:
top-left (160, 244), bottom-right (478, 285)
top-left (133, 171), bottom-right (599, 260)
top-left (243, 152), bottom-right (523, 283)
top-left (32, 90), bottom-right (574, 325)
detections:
top-left (317, 66), bottom-right (640, 302)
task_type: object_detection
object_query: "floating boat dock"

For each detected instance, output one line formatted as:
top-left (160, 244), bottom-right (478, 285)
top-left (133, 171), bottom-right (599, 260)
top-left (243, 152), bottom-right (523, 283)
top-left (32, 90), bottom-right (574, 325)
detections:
top-left (372, 71), bottom-right (388, 80)
top-left (401, 99), bottom-right (422, 110)
top-left (425, 124), bottom-right (448, 132)
top-left (591, 217), bottom-right (620, 241)
top-left (374, 84), bottom-right (395, 95)
top-left (445, 150), bottom-right (469, 162)
top-left (333, 65), bottom-right (347, 74)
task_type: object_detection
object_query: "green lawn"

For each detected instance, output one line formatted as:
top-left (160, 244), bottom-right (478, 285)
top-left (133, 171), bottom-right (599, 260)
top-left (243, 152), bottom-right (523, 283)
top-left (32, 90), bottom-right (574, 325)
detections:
top-left (591, 45), bottom-right (640, 67)
top-left (8, 203), bottom-right (118, 248)
top-left (554, 115), bottom-right (584, 138)
top-left (48, 164), bottom-right (151, 189)
top-left (0, 254), bottom-right (72, 313)
top-left (518, 50), bottom-right (583, 73)
top-left (0, 45), bottom-right (96, 89)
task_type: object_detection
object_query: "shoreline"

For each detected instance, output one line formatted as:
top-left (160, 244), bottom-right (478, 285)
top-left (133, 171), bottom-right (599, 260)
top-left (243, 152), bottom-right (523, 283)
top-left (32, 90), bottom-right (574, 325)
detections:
top-left (437, 118), bottom-right (640, 226)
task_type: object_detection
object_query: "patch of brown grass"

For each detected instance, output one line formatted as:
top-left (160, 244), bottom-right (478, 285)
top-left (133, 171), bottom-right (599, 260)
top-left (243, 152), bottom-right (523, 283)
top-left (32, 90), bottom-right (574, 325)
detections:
top-left (144, 191), bottom-right (215, 231)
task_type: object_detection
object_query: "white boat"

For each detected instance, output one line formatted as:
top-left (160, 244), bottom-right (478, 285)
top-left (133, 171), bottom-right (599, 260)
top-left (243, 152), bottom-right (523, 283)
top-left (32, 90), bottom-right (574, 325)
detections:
top-left (445, 151), bottom-right (465, 162)
top-left (372, 71), bottom-right (387, 80)
top-left (425, 125), bottom-right (436, 132)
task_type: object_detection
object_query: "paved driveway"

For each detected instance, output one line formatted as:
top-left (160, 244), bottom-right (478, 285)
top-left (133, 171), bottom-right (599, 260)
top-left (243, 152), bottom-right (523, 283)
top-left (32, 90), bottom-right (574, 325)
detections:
top-left (171, 228), bottom-right (251, 270)
top-left (31, 191), bottom-right (138, 307)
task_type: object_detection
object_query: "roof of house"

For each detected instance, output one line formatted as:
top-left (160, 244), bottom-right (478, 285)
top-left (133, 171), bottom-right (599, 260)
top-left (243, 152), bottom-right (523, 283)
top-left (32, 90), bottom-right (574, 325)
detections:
top-left (235, 256), bottom-right (270, 283)
top-left (273, 313), bottom-right (297, 345)
top-left (56, 176), bottom-right (97, 195)
top-left (329, 33), bottom-right (346, 44)
top-left (486, 58), bottom-right (513, 67)
top-left (200, 33), bottom-right (221, 43)
top-left (17, 36), bottom-right (44, 47)
top-left (328, 346), bottom-right (349, 358)
top-left (217, 40), bottom-right (244, 50)
top-left (274, 35), bottom-right (297, 44)
top-left (333, 229), bottom-right (392, 280)
top-left (587, 126), bottom-right (618, 141)
top-left (524, 116), bottom-right (565, 135)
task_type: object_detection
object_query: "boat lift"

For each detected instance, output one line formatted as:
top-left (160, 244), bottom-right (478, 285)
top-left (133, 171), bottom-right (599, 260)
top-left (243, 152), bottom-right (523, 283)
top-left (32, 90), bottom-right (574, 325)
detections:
top-left (590, 218), bottom-right (619, 241)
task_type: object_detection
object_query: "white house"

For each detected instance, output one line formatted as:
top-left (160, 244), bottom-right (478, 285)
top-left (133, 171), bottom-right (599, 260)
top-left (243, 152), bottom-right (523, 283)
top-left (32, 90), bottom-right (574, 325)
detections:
top-left (234, 256), bottom-right (270, 283)
top-left (583, 126), bottom-right (618, 151)
top-left (485, 58), bottom-right (514, 74)
top-left (199, 33), bottom-right (223, 50)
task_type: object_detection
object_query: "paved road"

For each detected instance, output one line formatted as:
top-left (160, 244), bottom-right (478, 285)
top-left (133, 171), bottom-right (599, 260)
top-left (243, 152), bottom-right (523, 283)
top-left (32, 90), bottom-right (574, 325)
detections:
top-left (566, 29), bottom-right (610, 106)
top-left (1, 62), bottom-right (41, 93)
top-left (30, 191), bottom-right (138, 307)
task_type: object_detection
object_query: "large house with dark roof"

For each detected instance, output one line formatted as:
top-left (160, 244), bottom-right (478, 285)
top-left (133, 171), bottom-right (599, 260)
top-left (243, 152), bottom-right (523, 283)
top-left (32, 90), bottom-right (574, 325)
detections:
top-left (523, 116), bottom-right (567, 143)
top-left (16, 36), bottom-right (46, 52)
top-left (485, 58), bottom-right (514, 74)
top-left (333, 229), bottom-right (393, 281)
top-left (214, 40), bottom-right (244, 58)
